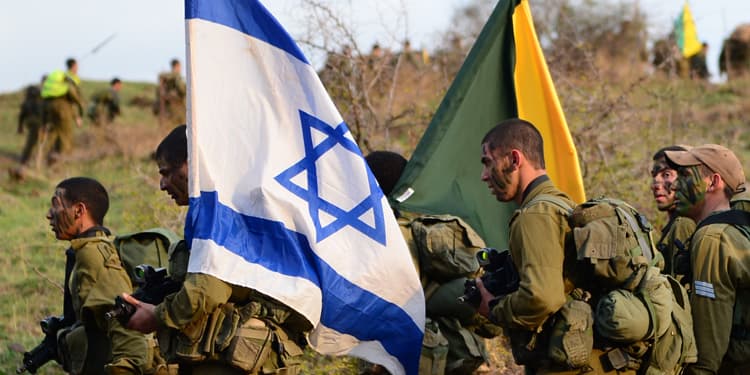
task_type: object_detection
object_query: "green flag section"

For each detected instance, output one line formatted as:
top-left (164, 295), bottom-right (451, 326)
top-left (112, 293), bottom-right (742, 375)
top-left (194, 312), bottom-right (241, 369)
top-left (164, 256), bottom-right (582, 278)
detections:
top-left (391, 0), bottom-right (585, 249)
top-left (674, 3), bottom-right (702, 58)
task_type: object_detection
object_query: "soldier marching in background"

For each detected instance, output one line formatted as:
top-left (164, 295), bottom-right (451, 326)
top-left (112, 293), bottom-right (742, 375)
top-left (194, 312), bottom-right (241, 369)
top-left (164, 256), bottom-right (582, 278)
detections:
top-left (9, 83), bottom-right (45, 180)
top-left (153, 59), bottom-right (186, 126)
top-left (87, 78), bottom-right (122, 126)
top-left (42, 57), bottom-right (84, 164)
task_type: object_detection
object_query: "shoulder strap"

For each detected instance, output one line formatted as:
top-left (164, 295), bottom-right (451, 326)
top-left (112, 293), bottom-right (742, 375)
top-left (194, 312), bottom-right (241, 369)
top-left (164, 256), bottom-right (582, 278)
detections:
top-left (696, 209), bottom-right (750, 234)
top-left (525, 194), bottom-right (573, 214)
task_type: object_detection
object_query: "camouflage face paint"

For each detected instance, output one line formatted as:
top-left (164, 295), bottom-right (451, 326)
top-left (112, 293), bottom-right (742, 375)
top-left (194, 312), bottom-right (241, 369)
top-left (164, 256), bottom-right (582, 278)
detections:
top-left (672, 165), bottom-right (707, 216)
top-left (47, 188), bottom-right (78, 240)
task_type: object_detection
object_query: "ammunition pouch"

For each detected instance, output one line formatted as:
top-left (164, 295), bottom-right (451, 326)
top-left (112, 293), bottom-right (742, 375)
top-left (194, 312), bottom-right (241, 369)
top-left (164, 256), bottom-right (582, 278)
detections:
top-left (547, 289), bottom-right (594, 369)
top-left (419, 318), bottom-right (448, 375)
top-left (171, 301), bottom-right (304, 374)
top-left (57, 324), bottom-right (87, 375)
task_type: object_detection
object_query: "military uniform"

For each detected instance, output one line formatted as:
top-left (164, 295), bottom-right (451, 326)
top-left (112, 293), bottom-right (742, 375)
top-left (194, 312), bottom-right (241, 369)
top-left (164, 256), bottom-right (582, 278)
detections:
top-left (87, 88), bottom-right (121, 126)
top-left (395, 212), bottom-right (499, 374)
top-left (154, 72), bottom-right (186, 125)
top-left (685, 214), bottom-right (750, 374)
top-left (65, 227), bottom-right (148, 374)
top-left (42, 70), bottom-right (83, 160)
top-left (731, 189), bottom-right (750, 212)
top-left (656, 215), bottom-right (696, 278)
top-left (17, 86), bottom-right (45, 165)
top-left (489, 176), bottom-right (637, 374)
top-left (154, 242), bottom-right (309, 375)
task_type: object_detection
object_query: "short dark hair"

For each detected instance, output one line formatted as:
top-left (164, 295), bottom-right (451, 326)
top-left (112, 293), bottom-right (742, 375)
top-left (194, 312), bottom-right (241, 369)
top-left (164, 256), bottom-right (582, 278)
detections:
top-left (66, 58), bottom-right (77, 70)
top-left (482, 118), bottom-right (545, 169)
top-left (156, 124), bottom-right (187, 167)
top-left (170, 59), bottom-right (181, 68)
top-left (56, 177), bottom-right (109, 225)
top-left (652, 145), bottom-right (688, 161)
top-left (365, 151), bottom-right (407, 196)
top-left (110, 77), bottom-right (121, 86)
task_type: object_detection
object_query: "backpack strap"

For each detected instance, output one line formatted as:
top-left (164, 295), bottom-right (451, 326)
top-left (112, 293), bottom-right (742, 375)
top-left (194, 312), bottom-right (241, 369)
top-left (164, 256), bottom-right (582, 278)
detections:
top-left (525, 194), bottom-right (574, 215)
top-left (696, 209), bottom-right (750, 232)
top-left (615, 206), bottom-right (655, 263)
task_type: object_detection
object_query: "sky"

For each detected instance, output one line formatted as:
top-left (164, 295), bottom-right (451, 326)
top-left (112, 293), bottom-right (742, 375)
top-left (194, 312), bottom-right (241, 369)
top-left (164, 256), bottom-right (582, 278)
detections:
top-left (1, 0), bottom-right (748, 94)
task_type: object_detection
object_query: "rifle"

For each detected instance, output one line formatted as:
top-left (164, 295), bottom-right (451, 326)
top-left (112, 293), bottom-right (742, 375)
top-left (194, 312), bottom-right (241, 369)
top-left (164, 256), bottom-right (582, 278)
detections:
top-left (105, 264), bottom-right (182, 326)
top-left (17, 249), bottom-right (77, 373)
top-left (459, 248), bottom-right (520, 308)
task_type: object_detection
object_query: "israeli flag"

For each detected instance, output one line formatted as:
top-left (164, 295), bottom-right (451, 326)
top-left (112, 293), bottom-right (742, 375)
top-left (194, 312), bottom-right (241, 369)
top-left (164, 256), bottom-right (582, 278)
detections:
top-left (184, 1), bottom-right (424, 374)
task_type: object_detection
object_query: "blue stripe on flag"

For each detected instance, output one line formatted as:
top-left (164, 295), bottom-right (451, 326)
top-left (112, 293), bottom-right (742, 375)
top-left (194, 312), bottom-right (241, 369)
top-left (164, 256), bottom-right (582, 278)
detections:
top-left (185, 0), bottom-right (309, 64)
top-left (186, 191), bottom-right (422, 373)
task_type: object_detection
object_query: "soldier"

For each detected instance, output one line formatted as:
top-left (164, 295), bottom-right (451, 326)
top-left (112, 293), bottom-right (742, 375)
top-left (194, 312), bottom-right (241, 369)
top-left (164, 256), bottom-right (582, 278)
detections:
top-left (364, 150), bottom-right (500, 375)
top-left (42, 58), bottom-right (84, 164)
top-left (650, 146), bottom-right (696, 279)
top-left (9, 84), bottom-right (45, 180)
top-left (124, 125), bottom-right (310, 374)
top-left (689, 42), bottom-right (710, 80)
top-left (153, 59), bottom-right (186, 125)
top-left (47, 177), bottom-right (148, 374)
top-left (664, 144), bottom-right (750, 374)
top-left (87, 78), bottom-right (122, 126)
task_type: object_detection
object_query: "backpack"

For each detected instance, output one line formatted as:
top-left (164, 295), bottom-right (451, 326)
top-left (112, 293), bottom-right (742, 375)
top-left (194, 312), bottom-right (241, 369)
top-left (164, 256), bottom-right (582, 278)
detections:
top-left (528, 196), bottom-right (696, 373)
top-left (113, 228), bottom-right (181, 283)
top-left (408, 214), bottom-right (486, 283)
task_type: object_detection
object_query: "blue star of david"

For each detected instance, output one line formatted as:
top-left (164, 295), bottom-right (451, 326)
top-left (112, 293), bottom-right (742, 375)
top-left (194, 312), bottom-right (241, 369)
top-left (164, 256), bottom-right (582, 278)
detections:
top-left (275, 110), bottom-right (386, 245)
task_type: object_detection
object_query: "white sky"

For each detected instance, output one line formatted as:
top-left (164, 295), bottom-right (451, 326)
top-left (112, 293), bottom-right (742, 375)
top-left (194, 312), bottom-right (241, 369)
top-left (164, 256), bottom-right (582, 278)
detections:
top-left (0, 0), bottom-right (748, 93)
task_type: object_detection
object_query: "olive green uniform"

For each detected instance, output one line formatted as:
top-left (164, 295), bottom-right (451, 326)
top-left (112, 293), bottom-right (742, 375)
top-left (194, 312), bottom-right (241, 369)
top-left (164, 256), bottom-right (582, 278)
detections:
top-left (154, 72), bottom-right (186, 125)
top-left (44, 72), bottom-right (83, 158)
top-left (731, 189), bottom-right (750, 212)
top-left (489, 177), bottom-right (636, 374)
top-left (154, 243), bottom-right (309, 375)
top-left (656, 215), bottom-right (696, 278)
top-left (88, 88), bottom-right (121, 126)
top-left (685, 213), bottom-right (750, 374)
top-left (17, 90), bottom-right (44, 164)
top-left (68, 229), bottom-right (148, 374)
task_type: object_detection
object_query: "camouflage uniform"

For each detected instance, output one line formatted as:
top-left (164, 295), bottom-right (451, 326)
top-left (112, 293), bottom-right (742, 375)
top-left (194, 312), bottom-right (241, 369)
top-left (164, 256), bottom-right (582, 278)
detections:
top-left (17, 86), bottom-right (45, 165)
top-left (154, 72), bottom-right (186, 125)
top-left (489, 176), bottom-right (636, 374)
top-left (396, 212), bottom-right (500, 375)
top-left (656, 215), bottom-right (696, 279)
top-left (65, 228), bottom-right (148, 374)
top-left (685, 213), bottom-right (750, 374)
top-left (42, 70), bottom-right (83, 159)
top-left (87, 88), bottom-right (121, 126)
top-left (154, 241), bottom-right (309, 375)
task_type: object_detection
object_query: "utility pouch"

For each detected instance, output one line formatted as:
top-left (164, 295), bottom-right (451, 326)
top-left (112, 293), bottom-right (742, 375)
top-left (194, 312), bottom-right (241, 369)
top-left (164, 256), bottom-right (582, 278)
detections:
top-left (174, 311), bottom-right (209, 362)
top-left (419, 318), bottom-right (449, 375)
top-left (58, 324), bottom-right (87, 375)
top-left (547, 290), bottom-right (594, 369)
top-left (224, 317), bottom-right (274, 373)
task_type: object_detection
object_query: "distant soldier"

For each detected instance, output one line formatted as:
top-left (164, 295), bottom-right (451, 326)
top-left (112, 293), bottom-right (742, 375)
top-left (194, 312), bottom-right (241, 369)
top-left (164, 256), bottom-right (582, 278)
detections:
top-left (153, 59), bottom-right (186, 125)
top-left (689, 42), bottom-right (710, 80)
top-left (42, 57), bottom-right (84, 164)
top-left (87, 78), bottom-right (122, 126)
top-left (9, 84), bottom-right (44, 180)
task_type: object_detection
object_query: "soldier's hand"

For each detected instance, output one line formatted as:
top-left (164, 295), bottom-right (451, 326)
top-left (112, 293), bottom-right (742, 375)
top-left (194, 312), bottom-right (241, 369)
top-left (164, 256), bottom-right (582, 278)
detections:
top-left (75, 117), bottom-right (82, 127)
top-left (121, 293), bottom-right (158, 333)
top-left (475, 278), bottom-right (496, 319)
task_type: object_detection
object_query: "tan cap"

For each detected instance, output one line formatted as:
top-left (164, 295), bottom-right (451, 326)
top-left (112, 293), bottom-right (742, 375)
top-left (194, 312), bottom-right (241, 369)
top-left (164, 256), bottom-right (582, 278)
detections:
top-left (665, 144), bottom-right (746, 193)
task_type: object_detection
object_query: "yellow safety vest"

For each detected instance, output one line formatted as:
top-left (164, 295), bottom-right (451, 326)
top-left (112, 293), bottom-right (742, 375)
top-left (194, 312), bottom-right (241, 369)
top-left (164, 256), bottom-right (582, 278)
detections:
top-left (41, 70), bottom-right (68, 98)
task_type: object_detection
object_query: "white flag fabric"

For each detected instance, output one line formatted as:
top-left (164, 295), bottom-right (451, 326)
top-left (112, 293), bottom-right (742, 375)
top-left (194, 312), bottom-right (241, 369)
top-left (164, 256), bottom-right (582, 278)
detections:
top-left (184, 1), bottom-right (425, 374)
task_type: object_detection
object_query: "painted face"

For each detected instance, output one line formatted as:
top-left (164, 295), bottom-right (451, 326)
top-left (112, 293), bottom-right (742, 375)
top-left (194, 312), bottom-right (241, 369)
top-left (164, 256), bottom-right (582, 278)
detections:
top-left (480, 143), bottom-right (517, 202)
top-left (672, 165), bottom-right (707, 217)
top-left (46, 188), bottom-right (79, 240)
top-left (158, 158), bottom-right (189, 206)
top-left (651, 159), bottom-right (679, 211)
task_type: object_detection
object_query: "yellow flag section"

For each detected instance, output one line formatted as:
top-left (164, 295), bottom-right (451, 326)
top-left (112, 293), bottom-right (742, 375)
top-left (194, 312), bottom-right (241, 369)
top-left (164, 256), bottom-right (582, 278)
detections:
top-left (512, 0), bottom-right (586, 203)
top-left (675, 3), bottom-right (702, 58)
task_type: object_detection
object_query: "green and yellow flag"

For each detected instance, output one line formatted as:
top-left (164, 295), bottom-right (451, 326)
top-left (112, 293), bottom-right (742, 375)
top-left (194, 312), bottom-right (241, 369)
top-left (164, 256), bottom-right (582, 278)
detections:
top-left (674, 2), bottom-right (702, 58)
top-left (391, 0), bottom-right (585, 248)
